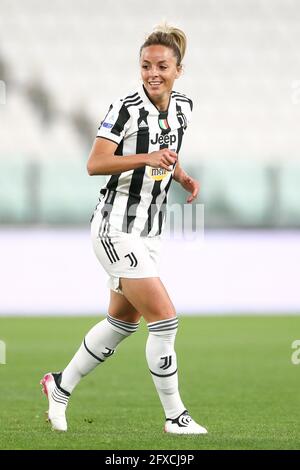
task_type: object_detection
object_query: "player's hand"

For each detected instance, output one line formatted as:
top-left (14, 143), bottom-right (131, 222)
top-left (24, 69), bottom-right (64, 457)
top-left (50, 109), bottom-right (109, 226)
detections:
top-left (148, 149), bottom-right (177, 171)
top-left (180, 174), bottom-right (200, 203)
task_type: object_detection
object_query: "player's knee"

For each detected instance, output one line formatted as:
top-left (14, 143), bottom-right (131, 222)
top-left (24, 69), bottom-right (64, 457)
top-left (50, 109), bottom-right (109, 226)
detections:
top-left (150, 308), bottom-right (177, 322)
top-left (160, 311), bottom-right (176, 320)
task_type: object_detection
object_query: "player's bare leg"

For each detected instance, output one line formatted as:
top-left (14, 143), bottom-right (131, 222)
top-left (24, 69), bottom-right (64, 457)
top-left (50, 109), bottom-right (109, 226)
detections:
top-left (119, 277), bottom-right (175, 323)
top-left (120, 277), bottom-right (208, 435)
top-left (108, 290), bottom-right (142, 323)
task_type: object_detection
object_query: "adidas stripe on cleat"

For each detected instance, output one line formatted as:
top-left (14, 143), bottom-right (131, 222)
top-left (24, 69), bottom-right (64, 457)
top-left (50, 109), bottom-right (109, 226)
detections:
top-left (40, 372), bottom-right (70, 432)
top-left (164, 410), bottom-right (208, 435)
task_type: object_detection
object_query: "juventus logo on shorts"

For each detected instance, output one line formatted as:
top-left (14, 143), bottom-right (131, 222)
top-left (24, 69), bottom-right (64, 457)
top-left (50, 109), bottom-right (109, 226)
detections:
top-left (124, 252), bottom-right (138, 267)
top-left (160, 355), bottom-right (172, 370)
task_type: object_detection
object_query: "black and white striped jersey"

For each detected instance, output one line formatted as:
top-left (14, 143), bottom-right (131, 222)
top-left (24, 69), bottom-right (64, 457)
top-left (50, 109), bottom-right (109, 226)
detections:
top-left (95, 84), bottom-right (193, 237)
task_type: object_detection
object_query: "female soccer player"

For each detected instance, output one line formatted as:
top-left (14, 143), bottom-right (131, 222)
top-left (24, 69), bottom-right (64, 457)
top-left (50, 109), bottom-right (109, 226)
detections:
top-left (41, 23), bottom-right (207, 435)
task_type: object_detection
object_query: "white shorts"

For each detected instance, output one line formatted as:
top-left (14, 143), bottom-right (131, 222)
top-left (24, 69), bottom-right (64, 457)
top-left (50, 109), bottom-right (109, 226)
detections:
top-left (91, 207), bottom-right (161, 294)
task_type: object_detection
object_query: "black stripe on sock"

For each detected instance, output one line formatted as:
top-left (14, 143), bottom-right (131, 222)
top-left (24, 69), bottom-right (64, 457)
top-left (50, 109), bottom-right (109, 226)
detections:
top-left (148, 318), bottom-right (178, 327)
top-left (149, 368), bottom-right (178, 378)
top-left (107, 314), bottom-right (139, 329)
top-left (83, 338), bottom-right (104, 363)
top-left (107, 316), bottom-right (138, 334)
top-left (148, 326), bottom-right (179, 332)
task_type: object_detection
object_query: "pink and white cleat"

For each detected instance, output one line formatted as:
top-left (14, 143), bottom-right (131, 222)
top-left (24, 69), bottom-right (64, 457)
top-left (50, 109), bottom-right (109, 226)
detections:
top-left (40, 372), bottom-right (70, 432)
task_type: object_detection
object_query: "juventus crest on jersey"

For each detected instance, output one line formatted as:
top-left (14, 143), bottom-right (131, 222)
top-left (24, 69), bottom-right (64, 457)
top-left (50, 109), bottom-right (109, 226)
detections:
top-left (95, 84), bottom-right (193, 237)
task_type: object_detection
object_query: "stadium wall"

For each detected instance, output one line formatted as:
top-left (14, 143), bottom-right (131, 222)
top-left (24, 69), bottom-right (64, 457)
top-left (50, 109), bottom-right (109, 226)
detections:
top-left (0, 229), bottom-right (299, 316)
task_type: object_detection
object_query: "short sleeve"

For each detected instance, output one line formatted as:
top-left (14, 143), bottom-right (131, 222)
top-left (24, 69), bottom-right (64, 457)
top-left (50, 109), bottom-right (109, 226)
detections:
top-left (185, 98), bottom-right (193, 125)
top-left (175, 95), bottom-right (193, 129)
top-left (96, 99), bottom-right (131, 145)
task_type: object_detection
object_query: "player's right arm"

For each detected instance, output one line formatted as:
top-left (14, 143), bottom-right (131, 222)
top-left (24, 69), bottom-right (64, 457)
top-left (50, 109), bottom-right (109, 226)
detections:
top-left (87, 138), bottom-right (177, 175)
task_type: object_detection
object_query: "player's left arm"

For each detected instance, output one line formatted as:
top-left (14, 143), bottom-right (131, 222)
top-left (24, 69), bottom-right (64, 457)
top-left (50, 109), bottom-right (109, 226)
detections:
top-left (173, 161), bottom-right (200, 203)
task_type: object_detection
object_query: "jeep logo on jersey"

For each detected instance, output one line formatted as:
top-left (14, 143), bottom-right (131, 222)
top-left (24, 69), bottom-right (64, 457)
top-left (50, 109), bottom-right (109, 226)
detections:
top-left (150, 133), bottom-right (176, 146)
top-left (148, 166), bottom-right (169, 181)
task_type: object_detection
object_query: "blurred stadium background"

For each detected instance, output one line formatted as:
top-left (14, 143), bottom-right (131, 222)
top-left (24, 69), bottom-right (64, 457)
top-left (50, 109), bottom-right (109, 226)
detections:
top-left (0, 0), bottom-right (300, 315)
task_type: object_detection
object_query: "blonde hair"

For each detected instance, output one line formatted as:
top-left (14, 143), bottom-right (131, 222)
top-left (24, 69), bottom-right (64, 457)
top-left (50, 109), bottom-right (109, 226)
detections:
top-left (140, 22), bottom-right (187, 66)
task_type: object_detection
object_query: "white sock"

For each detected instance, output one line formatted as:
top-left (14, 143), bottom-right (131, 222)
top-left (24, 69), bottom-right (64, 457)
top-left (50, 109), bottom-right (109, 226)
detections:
top-left (146, 317), bottom-right (186, 420)
top-left (60, 314), bottom-right (139, 393)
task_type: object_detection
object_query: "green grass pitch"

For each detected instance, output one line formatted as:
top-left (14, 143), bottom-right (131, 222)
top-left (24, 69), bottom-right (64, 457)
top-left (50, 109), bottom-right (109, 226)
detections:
top-left (0, 315), bottom-right (300, 450)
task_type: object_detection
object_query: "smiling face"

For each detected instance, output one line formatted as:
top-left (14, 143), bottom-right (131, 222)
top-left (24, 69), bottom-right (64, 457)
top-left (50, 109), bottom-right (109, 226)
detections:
top-left (140, 45), bottom-right (182, 109)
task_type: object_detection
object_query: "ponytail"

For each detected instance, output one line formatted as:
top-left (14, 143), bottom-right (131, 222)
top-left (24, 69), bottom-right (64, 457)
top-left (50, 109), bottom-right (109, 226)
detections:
top-left (140, 22), bottom-right (187, 65)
